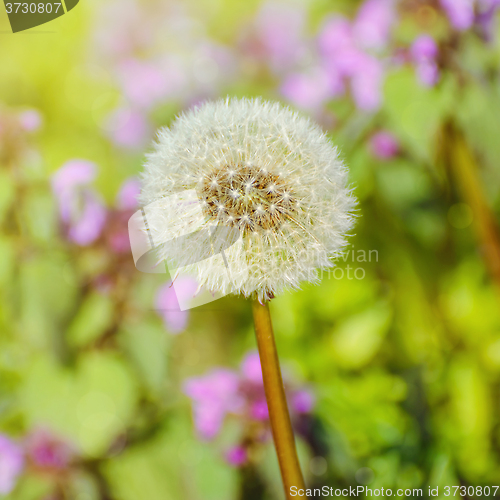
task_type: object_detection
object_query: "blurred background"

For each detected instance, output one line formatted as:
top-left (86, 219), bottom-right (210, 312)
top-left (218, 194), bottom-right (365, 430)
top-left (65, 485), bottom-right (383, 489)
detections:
top-left (1, 0), bottom-right (500, 498)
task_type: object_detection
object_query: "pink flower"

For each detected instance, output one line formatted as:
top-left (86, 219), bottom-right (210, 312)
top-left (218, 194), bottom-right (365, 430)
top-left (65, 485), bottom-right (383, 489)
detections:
top-left (105, 177), bottom-right (141, 254)
top-left (480, 0), bottom-right (500, 7)
top-left (106, 108), bottom-right (151, 150)
top-left (25, 429), bottom-right (74, 472)
top-left (0, 435), bottom-right (24, 494)
top-left (292, 390), bottom-right (316, 414)
top-left (318, 17), bottom-right (358, 76)
top-left (416, 61), bottom-right (440, 87)
top-left (350, 55), bottom-right (384, 111)
top-left (411, 35), bottom-right (440, 87)
top-left (318, 16), bottom-right (353, 55)
top-left (318, 16), bottom-right (386, 111)
top-left (225, 446), bottom-right (248, 467)
top-left (183, 370), bottom-right (243, 440)
top-left (255, 2), bottom-right (308, 73)
top-left (280, 67), bottom-right (341, 112)
top-left (353, 0), bottom-right (396, 51)
top-left (240, 352), bottom-right (263, 383)
top-left (155, 277), bottom-right (199, 334)
top-left (411, 35), bottom-right (439, 61)
top-left (116, 177), bottom-right (141, 210)
top-left (18, 109), bottom-right (42, 132)
top-left (51, 160), bottom-right (107, 246)
top-left (118, 59), bottom-right (168, 110)
top-left (108, 227), bottom-right (132, 254)
top-left (67, 195), bottom-right (108, 246)
top-left (440, 0), bottom-right (475, 30)
top-left (370, 131), bottom-right (399, 159)
top-left (93, 0), bottom-right (153, 59)
top-left (51, 160), bottom-right (96, 203)
top-left (184, 350), bottom-right (315, 452)
top-left (250, 400), bottom-right (269, 421)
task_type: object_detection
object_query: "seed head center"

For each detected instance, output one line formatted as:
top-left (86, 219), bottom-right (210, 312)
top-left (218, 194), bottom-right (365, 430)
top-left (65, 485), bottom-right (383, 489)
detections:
top-left (198, 163), bottom-right (297, 232)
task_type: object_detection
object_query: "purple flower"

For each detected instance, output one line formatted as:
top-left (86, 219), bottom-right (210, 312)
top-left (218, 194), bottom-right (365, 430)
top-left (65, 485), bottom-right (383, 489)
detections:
top-left (318, 16), bottom-right (386, 111)
top-left (411, 35), bottom-right (440, 87)
top-left (185, 349), bottom-right (315, 436)
top-left (155, 277), bottom-right (199, 334)
top-left (51, 160), bottom-right (107, 246)
top-left (226, 446), bottom-right (248, 467)
top-left (18, 109), bottom-right (42, 132)
top-left (93, 0), bottom-right (152, 59)
top-left (411, 35), bottom-right (439, 61)
top-left (350, 54), bottom-right (384, 111)
top-left (370, 131), bottom-right (399, 159)
top-left (291, 390), bottom-right (315, 414)
top-left (440, 0), bottom-right (475, 30)
top-left (184, 351), bottom-right (315, 462)
top-left (353, 0), bottom-right (396, 51)
top-left (0, 435), bottom-right (24, 494)
top-left (280, 67), bottom-right (340, 112)
top-left (250, 399), bottom-right (269, 421)
top-left (67, 195), bottom-right (108, 246)
top-left (51, 160), bottom-right (96, 202)
top-left (477, 0), bottom-right (500, 39)
top-left (416, 61), bottom-right (440, 87)
top-left (318, 17), bottom-right (358, 76)
top-left (108, 218), bottom-right (133, 254)
top-left (240, 351), bottom-right (263, 383)
top-left (25, 429), bottom-right (74, 472)
top-left (118, 59), bottom-right (169, 110)
top-left (106, 107), bottom-right (151, 150)
top-left (104, 177), bottom-right (141, 254)
top-left (183, 370), bottom-right (243, 440)
top-left (479, 0), bottom-right (500, 7)
top-left (116, 177), bottom-right (141, 210)
top-left (255, 2), bottom-right (308, 73)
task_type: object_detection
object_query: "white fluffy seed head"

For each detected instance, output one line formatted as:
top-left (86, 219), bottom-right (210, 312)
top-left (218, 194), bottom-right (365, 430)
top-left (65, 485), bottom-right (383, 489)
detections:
top-left (139, 97), bottom-right (357, 302)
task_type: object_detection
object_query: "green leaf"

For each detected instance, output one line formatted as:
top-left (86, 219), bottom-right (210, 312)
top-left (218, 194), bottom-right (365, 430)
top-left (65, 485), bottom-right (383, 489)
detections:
top-left (104, 417), bottom-right (238, 500)
top-left (19, 352), bottom-right (138, 456)
top-left (384, 69), bottom-right (455, 162)
top-left (331, 304), bottom-right (392, 369)
top-left (120, 320), bottom-right (170, 395)
top-left (67, 291), bottom-right (114, 348)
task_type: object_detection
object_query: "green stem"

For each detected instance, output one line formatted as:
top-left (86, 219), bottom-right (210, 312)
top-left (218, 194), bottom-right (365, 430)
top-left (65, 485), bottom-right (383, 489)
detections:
top-left (251, 299), bottom-right (307, 499)
top-left (445, 123), bottom-right (500, 292)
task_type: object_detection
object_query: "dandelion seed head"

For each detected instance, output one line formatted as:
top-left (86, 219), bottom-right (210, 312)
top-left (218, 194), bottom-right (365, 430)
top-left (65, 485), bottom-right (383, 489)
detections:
top-left (140, 98), bottom-right (356, 301)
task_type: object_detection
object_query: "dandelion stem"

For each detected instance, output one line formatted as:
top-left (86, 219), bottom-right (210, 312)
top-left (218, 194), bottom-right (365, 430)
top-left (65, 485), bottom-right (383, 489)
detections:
top-left (252, 299), bottom-right (307, 499)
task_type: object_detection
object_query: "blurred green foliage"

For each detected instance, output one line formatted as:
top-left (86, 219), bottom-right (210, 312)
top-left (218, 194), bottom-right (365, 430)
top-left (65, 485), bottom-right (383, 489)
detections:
top-left (1, 0), bottom-right (500, 499)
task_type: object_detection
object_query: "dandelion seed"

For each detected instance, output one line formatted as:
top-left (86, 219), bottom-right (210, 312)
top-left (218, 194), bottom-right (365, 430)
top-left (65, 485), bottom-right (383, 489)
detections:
top-left (140, 98), bottom-right (356, 301)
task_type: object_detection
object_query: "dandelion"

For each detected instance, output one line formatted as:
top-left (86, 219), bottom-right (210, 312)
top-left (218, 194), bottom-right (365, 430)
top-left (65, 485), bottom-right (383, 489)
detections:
top-left (139, 98), bottom-right (355, 497)
top-left (140, 98), bottom-right (355, 301)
